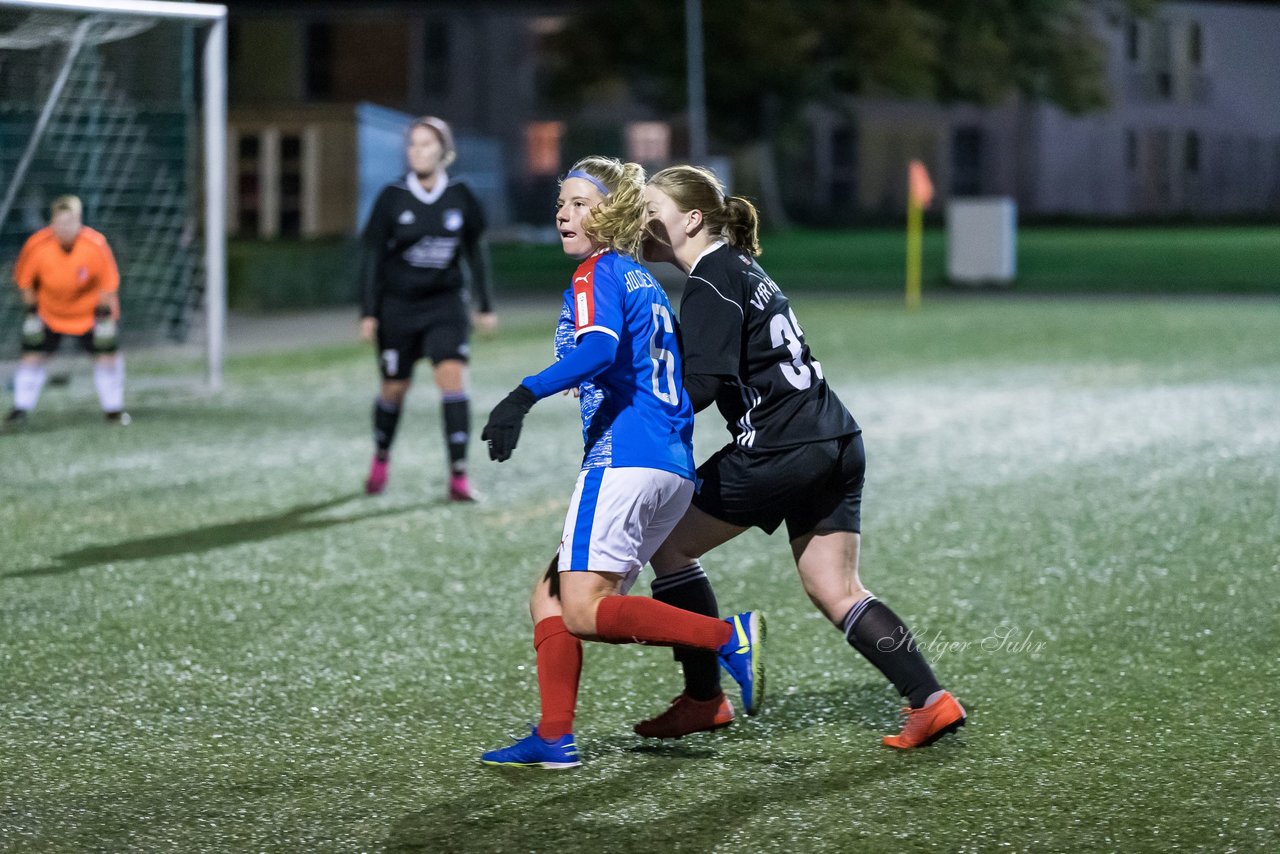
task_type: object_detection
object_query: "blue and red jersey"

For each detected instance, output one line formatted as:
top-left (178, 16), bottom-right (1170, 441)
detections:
top-left (525, 250), bottom-right (694, 478)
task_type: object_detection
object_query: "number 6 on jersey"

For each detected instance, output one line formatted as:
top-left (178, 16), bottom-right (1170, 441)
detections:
top-left (650, 303), bottom-right (679, 405)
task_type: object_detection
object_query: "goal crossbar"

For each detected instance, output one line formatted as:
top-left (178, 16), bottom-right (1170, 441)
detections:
top-left (0, 0), bottom-right (226, 22)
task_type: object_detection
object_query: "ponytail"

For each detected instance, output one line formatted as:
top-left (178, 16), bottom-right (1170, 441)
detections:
top-left (647, 165), bottom-right (762, 256)
top-left (722, 196), bottom-right (761, 256)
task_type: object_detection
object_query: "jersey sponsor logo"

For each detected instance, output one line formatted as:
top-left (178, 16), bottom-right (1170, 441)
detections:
top-left (398, 210), bottom-right (416, 225)
top-left (575, 290), bottom-right (591, 328)
top-left (77, 266), bottom-right (90, 284)
top-left (443, 209), bottom-right (463, 231)
top-left (404, 235), bottom-right (460, 268)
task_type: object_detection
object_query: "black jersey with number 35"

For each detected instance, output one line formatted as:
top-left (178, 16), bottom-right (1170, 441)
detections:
top-left (679, 243), bottom-right (858, 450)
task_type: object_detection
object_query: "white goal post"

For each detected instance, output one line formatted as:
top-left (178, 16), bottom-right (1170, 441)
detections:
top-left (0, 0), bottom-right (227, 389)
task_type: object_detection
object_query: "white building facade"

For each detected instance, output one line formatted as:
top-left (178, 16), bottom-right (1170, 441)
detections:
top-left (812, 0), bottom-right (1280, 218)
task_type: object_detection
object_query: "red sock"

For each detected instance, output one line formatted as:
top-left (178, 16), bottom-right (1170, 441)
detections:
top-left (533, 616), bottom-right (581, 740)
top-left (593, 596), bottom-right (733, 650)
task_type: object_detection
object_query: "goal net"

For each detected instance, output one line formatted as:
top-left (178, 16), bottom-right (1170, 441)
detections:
top-left (0, 0), bottom-right (225, 386)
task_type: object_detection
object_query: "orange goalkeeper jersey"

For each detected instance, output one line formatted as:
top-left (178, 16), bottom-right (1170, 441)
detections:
top-left (13, 225), bottom-right (120, 335)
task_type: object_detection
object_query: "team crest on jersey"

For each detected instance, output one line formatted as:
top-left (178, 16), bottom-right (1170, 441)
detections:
top-left (443, 209), bottom-right (463, 232)
top-left (77, 265), bottom-right (90, 283)
top-left (398, 210), bottom-right (416, 225)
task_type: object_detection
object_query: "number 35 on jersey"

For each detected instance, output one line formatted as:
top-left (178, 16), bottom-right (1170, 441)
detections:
top-left (770, 307), bottom-right (823, 390)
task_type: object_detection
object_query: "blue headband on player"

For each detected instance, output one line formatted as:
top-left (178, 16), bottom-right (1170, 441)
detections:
top-left (565, 169), bottom-right (610, 196)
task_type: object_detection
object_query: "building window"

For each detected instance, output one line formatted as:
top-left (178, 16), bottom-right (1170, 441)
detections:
top-left (305, 22), bottom-right (334, 100)
top-left (279, 134), bottom-right (303, 236)
top-left (1126, 130), bottom-right (1138, 172)
top-left (1188, 22), bottom-right (1203, 67)
top-left (626, 122), bottom-right (671, 164)
top-left (829, 123), bottom-right (858, 209)
top-left (832, 125), bottom-right (856, 170)
top-left (233, 129), bottom-right (315, 238)
top-left (528, 16), bottom-right (566, 37)
top-left (951, 126), bottom-right (984, 196)
top-left (525, 121), bottom-right (564, 176)
top-left (236, 134), bottom-right (261, 236)
top-left (1184, 131), bottom-right (1200, 174)
top-left (1126, 20), bottom-right (1141, 63)
top-left (227, 20), bottom-right (240, 68)
top-left (423, 17), bottom-right (450, 96)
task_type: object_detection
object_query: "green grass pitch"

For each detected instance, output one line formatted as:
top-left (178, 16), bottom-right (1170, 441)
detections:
top-left (2, 296), bottom-right (1278, 852)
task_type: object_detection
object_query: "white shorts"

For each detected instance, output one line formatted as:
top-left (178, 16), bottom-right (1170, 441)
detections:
top-left (558, 466), bottom-right (694, 594)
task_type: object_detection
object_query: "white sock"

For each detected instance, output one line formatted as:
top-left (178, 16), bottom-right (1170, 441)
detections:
top-left (94, 355), bottom-right (125, 413)
top-left (13, 362), bottom-right (47, 411)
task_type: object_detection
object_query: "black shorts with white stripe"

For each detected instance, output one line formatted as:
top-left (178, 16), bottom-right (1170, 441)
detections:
top-left (691, 432), bottom-right (864, 541)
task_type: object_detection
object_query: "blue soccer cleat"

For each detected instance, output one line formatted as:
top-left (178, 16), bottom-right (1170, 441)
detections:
top-left (480, 727), bottom-right (581, 770)
top-left (717, 610), bottom-right (765, 716)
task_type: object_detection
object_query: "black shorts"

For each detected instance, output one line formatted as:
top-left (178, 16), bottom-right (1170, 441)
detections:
top-left (692, 433), bottom-right (865, 541)
top-left (22, 322), bottom-right (117, 355)
top-left (375, 299), bottom-right (470, 381)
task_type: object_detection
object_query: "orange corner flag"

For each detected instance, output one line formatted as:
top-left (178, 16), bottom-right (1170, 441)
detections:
top-left (908, 159), bottom-right (934, 209)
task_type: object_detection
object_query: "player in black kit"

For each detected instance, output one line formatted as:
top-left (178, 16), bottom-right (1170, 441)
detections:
top-left (358, 116), bottom-right (495, 501)
top-left (636, 165), bottom-right (965, 749)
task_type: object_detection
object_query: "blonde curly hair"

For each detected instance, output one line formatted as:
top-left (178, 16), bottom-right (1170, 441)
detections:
top-left (562, 155), bottom-right (647, 258)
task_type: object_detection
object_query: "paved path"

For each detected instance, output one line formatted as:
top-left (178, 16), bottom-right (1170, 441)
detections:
top-left (220, 306), bottom-right (361, 355)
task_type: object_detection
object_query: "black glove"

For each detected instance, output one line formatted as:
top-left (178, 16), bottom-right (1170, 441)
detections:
top-left (482, 385), bottom-right (537, 462)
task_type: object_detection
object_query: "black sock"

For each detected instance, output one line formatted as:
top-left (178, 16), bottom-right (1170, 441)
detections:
top-left (843, 597), bottom-right (942, 708)
top-left (652, 563), bottom-right (722, 701)
top-left (373, 397), bottom-right (401, 456)
top-left (442, 393), bottom-right (469, 474)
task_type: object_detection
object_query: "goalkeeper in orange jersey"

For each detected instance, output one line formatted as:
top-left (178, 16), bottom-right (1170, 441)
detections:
top-left (6, 195), bottom-right (128, 426)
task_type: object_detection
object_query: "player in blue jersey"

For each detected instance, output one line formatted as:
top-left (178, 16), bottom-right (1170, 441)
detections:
top-left (635, 165), bottom-right (964, 750)
top-left (477, 156), bottom-right (764, 769)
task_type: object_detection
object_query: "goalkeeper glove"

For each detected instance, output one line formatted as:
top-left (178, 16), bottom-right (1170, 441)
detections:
top-left (93, 305), bottom-right (117, 352)
top-left (21, 308), bottom-right (43, 348)
top-left (482, 385), bottom-right (537, 462)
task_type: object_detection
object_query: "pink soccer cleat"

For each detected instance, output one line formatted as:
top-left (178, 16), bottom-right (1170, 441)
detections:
top-left (448, 472), bottom-right (477, 502)
top-left (364, 456), bottom-right (389, 495)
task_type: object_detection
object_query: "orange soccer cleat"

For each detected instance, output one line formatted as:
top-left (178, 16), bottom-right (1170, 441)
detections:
top-left (882, 690), bottom-right (966, 749)
top-left (634, 692), bottom-right (735, 740)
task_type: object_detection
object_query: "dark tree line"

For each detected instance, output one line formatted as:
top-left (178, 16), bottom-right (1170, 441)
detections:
top-left (544, 0), bottom-right (1156, 221)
